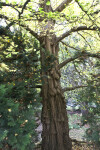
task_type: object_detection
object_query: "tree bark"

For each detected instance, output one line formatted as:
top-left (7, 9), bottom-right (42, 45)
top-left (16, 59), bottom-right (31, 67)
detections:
top-left (40, 37), bottom-right (72, 150)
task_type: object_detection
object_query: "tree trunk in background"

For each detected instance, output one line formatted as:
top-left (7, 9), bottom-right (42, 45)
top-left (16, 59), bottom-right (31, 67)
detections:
top-left (40, 37), bottom-right (72, 150)
top-left (81, 102), bottom-right (89, 116)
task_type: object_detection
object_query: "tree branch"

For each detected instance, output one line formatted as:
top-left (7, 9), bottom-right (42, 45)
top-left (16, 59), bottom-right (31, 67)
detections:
top-left (63, 82), bottom-right (100, 92)
top-left (56, 26), bottom-right (99, 43)
top-left (61, 41), bottom-right (80, 51)
top-left (62, 85), bottom-right (87, 92)
top-left (58, 54), bottom-right (81, 69)
top-left (84, 52), bottom-right (100, 59)
top-left (77, 32), bottom-right (92, 50)
top-left (75, 0), bottom-right (100, 16)
top-left (0, 14), bottom-right (9, 20)
top-left (75, 0), bottom-right (87, 13)
top-left (58, 51), bottom-right (100, 69)
top-left (20, 24), bottom-right (40, 41)
top-left (0, 2), bottom-right (20, 13)
top-left (53, 0), bottom-right (73, 12)
top-left (0, 2), bottom-right (18, 7)
top-left (0, 14), bottom-right (40, 41)
top-left (90, 10), bottom-right (100, 15)
top-left (19, 0), bottom-right (31, 19)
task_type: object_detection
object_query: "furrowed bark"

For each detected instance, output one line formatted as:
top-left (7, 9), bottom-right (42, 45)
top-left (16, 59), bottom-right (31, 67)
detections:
top-left (40, 40), bottom-right (72, 150)
top-left (38, 2), bottom-right (72, 149)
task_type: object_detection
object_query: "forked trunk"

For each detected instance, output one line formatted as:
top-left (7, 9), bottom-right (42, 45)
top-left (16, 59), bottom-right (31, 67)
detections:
top-left (40, 37), bottom-right (72, 150)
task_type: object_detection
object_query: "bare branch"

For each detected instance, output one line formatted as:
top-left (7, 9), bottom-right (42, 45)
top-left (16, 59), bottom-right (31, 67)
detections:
top-left (61, 41), bottom-right (80, 51)
top-left (81, 31), bottom-right (100, 41)
top-left (77, 32), bottom-right (92, 50)
top-left (63, 82), bottom-right (100, 92)
top-left (58, 54), bottom-right (82, 69)
top-left (58, 51), bottom-right (100, 69)
top-left (90, 10), bottom-right (100, 15)
top-left (75, 0), bottom-right (100, 16)
top-left (0, 14), bottom-right (40, 41)
top-left (0, 14), bottom-right (9, 20)
top-left (19, 0), bottom-right (31, 19)
top-left (0, 2), bottom-right (18, 7)
top-left (85, 52), bottom-right (100, 59)
top-left (75, 0), bottom-right (87, 13)
top-left (5, 22), bottom-right (15, 30)
top-left (56, 26), bottom-right (99, 43)
top-left (28, 85), bottom-right (42, 89)
top-left (20, 24), bottom-right (40, 41)
top-left (0, 2), bottom-right (20, 13)
top-left (62, 85), bottom-right (87, 92)
top-left (53, 0), bottom-right (73, 12)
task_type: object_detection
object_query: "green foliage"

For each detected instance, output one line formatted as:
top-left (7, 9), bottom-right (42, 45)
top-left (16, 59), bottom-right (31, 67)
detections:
top-left (0, 27), bottom-right (42, 149)
top-left (68, 114), bottom-right (81, 129)
top-left (78, 79), bottom-right (100, 146)
top-left (46, 1), bottom-right (51, 6)
top-left (42, 50), bottom-right (57, 71)
top-left (0, 84), bottom-right (40, 150)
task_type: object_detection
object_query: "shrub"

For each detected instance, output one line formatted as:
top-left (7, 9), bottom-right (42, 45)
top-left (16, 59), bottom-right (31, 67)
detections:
top-left (0, 83), bottom-right (40, 150)
top-left (78, 80), bottom-right (100, 146)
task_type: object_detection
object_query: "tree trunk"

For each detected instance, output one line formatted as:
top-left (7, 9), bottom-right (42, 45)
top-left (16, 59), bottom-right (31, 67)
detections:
top-left (40, 37), bottom-right (72, 150)
top-left (80, 102), bottom-right (89, 116)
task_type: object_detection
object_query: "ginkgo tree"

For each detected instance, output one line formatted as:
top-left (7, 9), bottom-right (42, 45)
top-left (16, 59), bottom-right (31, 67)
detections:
top-left (0, 0), bottom-right (100, 150)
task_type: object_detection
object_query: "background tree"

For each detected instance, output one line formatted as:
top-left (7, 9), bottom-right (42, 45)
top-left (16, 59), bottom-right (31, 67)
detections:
top-left (0, 0), bottom-right (100, 150)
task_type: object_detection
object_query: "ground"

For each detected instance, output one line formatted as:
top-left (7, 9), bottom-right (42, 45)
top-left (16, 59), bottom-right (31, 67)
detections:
top-left (35, 140), bottom-right (98, 150)
top-left (35, 110), bottom-right (100, 150)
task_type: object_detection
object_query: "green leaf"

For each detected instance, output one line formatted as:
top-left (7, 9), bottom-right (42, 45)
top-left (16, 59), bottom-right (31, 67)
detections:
top-left (5, 0), bottom-right (9, 3)
top-left (39, 8), bottom-right (43, 11)
top-left (48, 12), bottom-right (53, 18)
top-left (46, 1), bottom-right (51, 6)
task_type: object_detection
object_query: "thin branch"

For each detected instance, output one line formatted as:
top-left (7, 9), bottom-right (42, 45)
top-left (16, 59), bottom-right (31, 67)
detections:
top-left (61, 41), bottom-right (80, 51)
top-left (5, 22), bottom-right (15, 30)
top-left (0, 14), bottom-right (40, 41)
top-left (75, 0), bottom-right (99, 29)
top-left (56, 26), bottom-right (99, 43)
top-left (0, 2), bottom-right (18, 7)
top-left (53, 0), bottom-right (73, 12)
top-left (0, 2), bottom-right (20, 14)
top-left (73, 63), bottom-right (81, 76)
top-left (62, 85), bottom-right (87, 92)
top-left (0, 14), bottom-right (18, 27)
top-left (77, 32), bottom-right (92, 50)
top-left (81, 31), bottom-right (100, 41)
top-left (26, 85), bottom-right (42, 88)
top-left (0, 14), bottom-right (9, 20)
top-left (19, 0), bottom-right (31, 19)
top-left (75, 0), bottom-right (100, 16)
top-left (75, 0), bottom-right (87, 13)
top-left (90, 10), bottom-right (100, 15)
top-left (63, 82), bottom-right (100, 92)
top-left (20, 24), bottom-right (40, 41)
top-left (58, 54), bottom-right (81, 69)
top-left (85, 52), bottom-right (100, 59)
